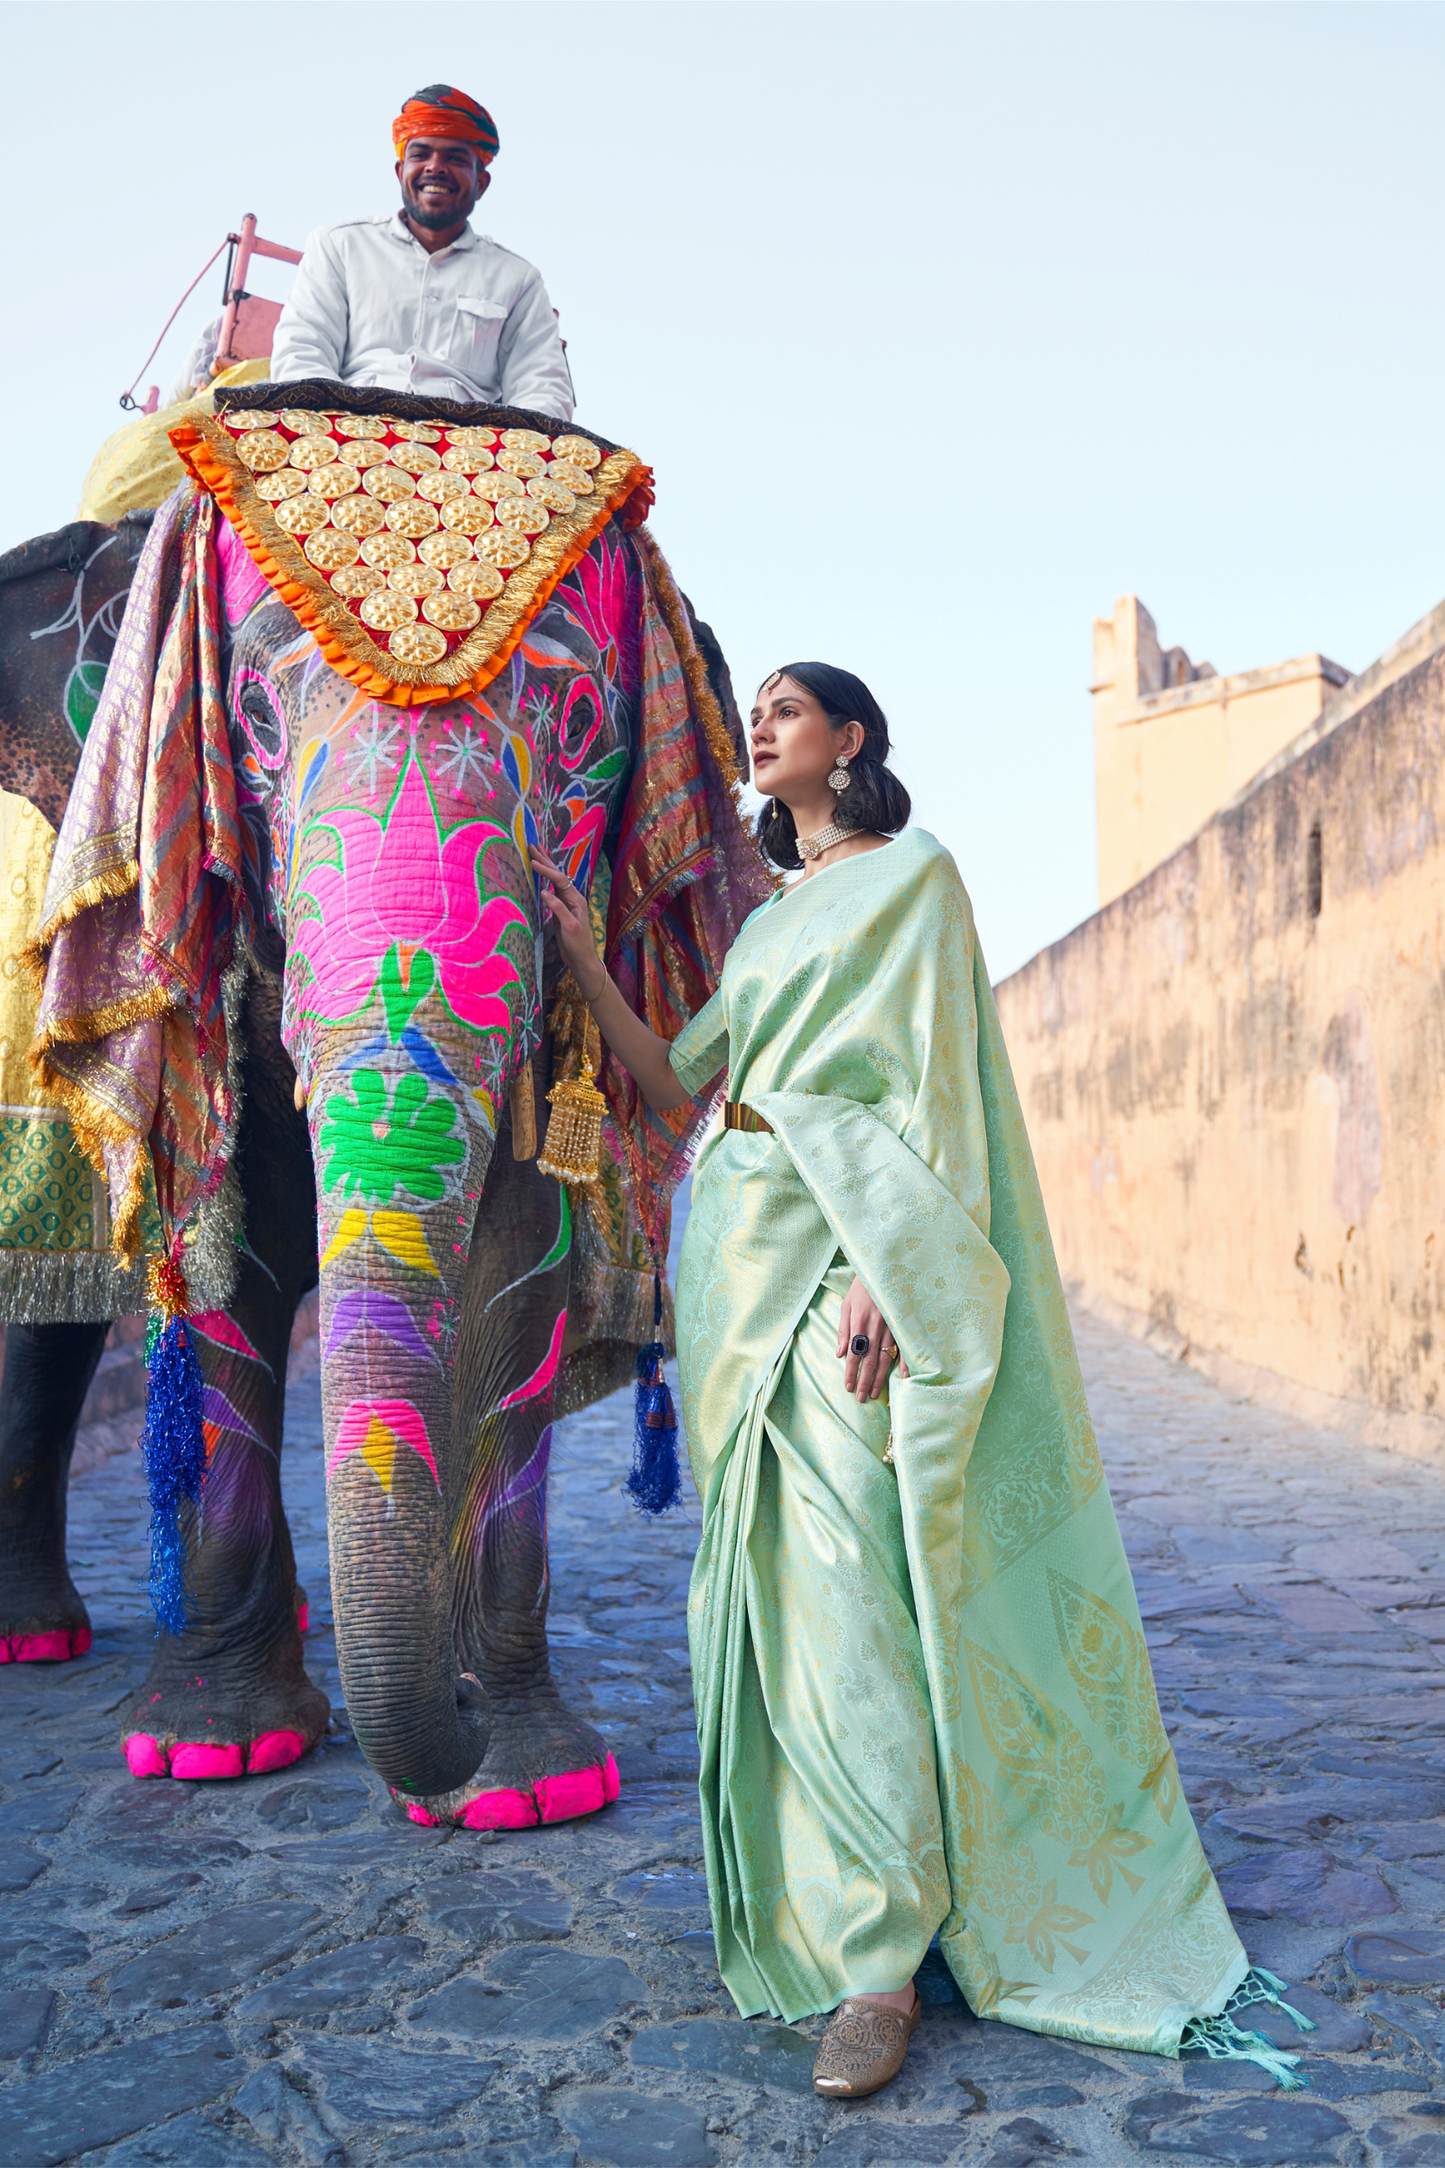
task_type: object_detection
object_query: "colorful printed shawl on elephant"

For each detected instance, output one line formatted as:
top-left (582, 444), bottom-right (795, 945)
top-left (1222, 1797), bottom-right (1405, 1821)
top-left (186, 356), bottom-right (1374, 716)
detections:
top-left (668, 830), bottom-right (1270, 2063)
top-left (24, 404), bottom-right (764, 1354)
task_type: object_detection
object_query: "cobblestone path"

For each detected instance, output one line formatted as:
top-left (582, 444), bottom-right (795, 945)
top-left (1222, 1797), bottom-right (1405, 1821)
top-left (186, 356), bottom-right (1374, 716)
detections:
top-left (4, 1305), bottom-right (1445, 2166)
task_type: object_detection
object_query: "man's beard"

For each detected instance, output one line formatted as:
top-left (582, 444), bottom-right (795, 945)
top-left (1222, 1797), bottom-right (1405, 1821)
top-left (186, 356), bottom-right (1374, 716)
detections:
top-left (403, 185), bottom-right (474, 230)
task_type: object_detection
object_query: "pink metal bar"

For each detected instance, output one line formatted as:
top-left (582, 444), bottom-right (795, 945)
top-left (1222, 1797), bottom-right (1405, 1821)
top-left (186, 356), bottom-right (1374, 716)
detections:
top-left (214, 217), bottom-right (302, 371)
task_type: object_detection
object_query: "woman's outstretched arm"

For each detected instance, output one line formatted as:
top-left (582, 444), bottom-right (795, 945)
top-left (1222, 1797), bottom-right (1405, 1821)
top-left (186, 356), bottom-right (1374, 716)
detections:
top-left (532, 850), bottom-right (691, 1110)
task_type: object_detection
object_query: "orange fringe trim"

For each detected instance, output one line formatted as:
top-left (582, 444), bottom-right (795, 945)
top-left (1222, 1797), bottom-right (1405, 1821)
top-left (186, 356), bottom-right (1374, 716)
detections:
top-left (171, 420), bottom-right (650, 708)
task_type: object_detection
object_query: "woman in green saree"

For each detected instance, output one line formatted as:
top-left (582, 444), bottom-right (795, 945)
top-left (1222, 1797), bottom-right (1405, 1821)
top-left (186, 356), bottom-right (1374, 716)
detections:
top-left (534, 664), bottom-right (1302, 2101)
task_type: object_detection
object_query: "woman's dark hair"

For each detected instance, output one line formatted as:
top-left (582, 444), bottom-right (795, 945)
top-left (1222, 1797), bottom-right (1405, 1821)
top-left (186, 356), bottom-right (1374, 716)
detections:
top-left (754, 661), bottom-right (911, 872)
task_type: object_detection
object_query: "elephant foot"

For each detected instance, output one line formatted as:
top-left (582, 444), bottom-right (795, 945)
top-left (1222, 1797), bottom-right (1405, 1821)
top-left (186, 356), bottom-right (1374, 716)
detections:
top-left (0, 1565), bottom-right (92, 1663)
top-left (122, 1623), bottom-right (329, 1781)
top-left (395, 1704), bottom-right (620, 1830)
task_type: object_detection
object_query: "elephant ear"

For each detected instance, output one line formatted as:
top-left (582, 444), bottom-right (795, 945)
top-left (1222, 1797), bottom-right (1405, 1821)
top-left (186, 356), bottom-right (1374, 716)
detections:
top-left (600, 532), bottom-right (775, 1261)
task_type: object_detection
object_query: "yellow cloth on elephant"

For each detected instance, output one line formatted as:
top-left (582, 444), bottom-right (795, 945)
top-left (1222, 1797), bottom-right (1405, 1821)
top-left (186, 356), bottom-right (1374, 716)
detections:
top-left (669, 828), bottom-right (1248, 2052)
top-left (76, 359), bottom-right (269, 524)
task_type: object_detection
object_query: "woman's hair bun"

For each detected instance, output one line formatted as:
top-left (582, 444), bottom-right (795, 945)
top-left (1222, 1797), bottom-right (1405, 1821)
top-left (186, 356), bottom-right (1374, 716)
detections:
top-left (754, 661), bottom-right (911, 872)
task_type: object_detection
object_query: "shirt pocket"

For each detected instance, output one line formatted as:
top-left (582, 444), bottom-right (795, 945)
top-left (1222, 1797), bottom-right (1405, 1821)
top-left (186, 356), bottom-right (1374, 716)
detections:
top-left (453, 294), bottom-right (508, 370)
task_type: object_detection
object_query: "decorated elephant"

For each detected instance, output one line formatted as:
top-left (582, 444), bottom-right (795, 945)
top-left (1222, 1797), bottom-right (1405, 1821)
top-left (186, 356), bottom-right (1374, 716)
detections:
top-left (0, 382), bottom-right (768, 1829)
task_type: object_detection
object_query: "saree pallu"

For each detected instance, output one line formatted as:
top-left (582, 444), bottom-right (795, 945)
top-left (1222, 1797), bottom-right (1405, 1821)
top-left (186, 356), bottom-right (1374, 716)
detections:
top-left (669, 829), bottom-right (1248, 2052)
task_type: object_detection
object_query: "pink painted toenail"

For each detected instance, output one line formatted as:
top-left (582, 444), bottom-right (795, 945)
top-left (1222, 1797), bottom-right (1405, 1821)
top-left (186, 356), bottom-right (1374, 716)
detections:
top-left (404, 1802), bottom-right (442, 1826)
top-left (169, 1743), bottom-right (245, 1780)
top-left (602, 1752), bottom-right (621, 1804)
top-left (247, 1730), bottom-right (306, 1774)
top-left (0, 1638), bottom-right (13, 1663)
top-left (461, 1787), bottom-right (539, 1830)
top-left (125, 1734), bottom-right (169, 1778)
top-left (296, 1603), bottom-right (309, 1634)
top-left (14, 1631), bottom-right (77, 1663)
top-left (536, 1765), bottom-right (606, 1823)
top-left (72, 1627), bottom-right (92, 1656)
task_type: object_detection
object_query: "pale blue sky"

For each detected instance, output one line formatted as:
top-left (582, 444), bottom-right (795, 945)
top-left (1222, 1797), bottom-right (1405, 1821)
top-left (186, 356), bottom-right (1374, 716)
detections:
top-left (6, 1), bottom-right (1442, 976)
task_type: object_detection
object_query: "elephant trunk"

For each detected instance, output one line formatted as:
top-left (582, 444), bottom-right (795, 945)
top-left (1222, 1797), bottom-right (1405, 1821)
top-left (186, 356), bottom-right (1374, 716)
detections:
top-left (327, 1469), bottom-right (488, 1798)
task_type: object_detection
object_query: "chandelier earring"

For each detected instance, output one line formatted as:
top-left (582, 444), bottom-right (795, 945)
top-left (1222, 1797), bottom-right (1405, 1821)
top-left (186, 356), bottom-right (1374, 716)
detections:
top-left (827, 752), bottom-right (853, 795)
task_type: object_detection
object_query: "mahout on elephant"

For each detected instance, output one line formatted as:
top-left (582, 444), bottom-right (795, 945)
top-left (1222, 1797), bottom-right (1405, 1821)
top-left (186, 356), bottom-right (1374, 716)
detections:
top-left (0, 377), bottom-right (767, 1832)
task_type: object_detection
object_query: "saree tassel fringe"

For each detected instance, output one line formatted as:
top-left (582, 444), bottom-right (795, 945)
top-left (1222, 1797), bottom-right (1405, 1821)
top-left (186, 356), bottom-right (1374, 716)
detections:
top-left (628, 1271), bottom-right (680, 1515)
top-left (1178, 1968), bottom-right (1315, 2089)
top-left (142, 1252), bottom-right (207, 1635)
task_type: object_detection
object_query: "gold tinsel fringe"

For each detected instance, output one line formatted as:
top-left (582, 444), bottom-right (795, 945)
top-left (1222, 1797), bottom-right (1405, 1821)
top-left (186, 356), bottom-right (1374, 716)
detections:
top-left (22, 857), bottom-right (142, 989)
top-left (26, 1056), bottom-right (150, 1262)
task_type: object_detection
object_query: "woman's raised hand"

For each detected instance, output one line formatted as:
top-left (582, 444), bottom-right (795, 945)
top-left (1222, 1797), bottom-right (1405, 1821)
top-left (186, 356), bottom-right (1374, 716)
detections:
top-left (838, 1274), bottom-right (909, 1402)
top-left (532, 850), bottom-right (607, 1001)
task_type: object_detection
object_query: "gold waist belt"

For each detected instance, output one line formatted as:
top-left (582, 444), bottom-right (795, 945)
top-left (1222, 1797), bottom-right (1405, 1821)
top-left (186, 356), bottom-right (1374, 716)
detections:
top-left (723, 1101), bottom-right (773, 1135)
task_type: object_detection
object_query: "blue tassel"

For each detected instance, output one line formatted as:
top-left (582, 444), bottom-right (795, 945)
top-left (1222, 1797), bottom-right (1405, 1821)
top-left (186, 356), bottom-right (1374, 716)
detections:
top-left (627, 1271), bottom-right (681, 1515)
top-left (142, 1295), bottom-right (207, 1636)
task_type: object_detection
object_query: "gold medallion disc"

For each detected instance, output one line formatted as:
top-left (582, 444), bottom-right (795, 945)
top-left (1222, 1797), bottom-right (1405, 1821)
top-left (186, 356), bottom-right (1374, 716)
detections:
top-left (333, 414), bottom-right (392, 439)
top-left (388, 563), bottom-right (445, 598)
top-left (496, 448), bottom-right (546, 480)
top-left (359, 531), bottom-right (417, 571)
top-left (274, 495), bottom-right (330, 534)
top-left (440, 497), bottom-right (495, 535)
top-left (390, 421), bottom-right (443, 443)
top-left (330, 495), bottom-right (389, 537)
top-left (304, 529), bottom-right (361, 572)
top-left (337, 437), bottom-right (390, 468)
top-left (287, 434), bottom-right (338, 471)
top-left (309, 463), bottom-right (360, 498)
top-left (550, 435), bottom-right (603, 470)
top-left (329, 565), bottom-right (387, 598)
top-left (390, 622), bottom-right (450, 665)
top-left (496, 497), bottom-right (549, 535)
top-left (279, 410), bottom-right (333, 436)
top-left (359, 590), bottom-right (420, 631)
top-left (418, 531), bottom-right (476, 569)
top-left (475, 529), bottom-right (532, 569)
top-left (446, 426), bottom-right (498, 449)
top-left (254, 468), bottom-right (308, 501)
top-left (423, 591), bottom-right (483, 631)
top-left (389, 441), bottom-right (443, 475)
top-left (417, 469), bottom-right (472, 503)
top-left (546, 459), bottom-right (595, 494)
top-left (362, 465), bottom-right (417, 500)
top-left (442, 444), bottom-right (494, 474)
top-left (235, 430), bottom-right (290, 472)
top-left (528, 478), bottom-right (575, 515)
top-left (448, 561), bottom-right (505, 599)
top-left (386, 498), bottom-right (441, 539)
top-left (227, 411), bottom-right (280, 432)
top-left (473, 471), bottom-right (526, 502)
top-left (500, 428), bottom-right (552, 453)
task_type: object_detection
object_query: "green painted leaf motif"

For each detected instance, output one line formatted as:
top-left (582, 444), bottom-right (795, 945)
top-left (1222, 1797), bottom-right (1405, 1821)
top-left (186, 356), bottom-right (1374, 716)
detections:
top-left (318, 1069), bottom-right (465, 1204)
top-left (65, 661), bottom-right (108, 745)
top-left (380, 943), bottom-right (437, 1043)
top-left (582, 746), bottom-right (629, 784)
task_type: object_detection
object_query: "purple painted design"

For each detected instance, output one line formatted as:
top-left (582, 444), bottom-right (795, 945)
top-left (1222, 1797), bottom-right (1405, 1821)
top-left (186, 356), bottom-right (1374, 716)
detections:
top-left (324, 1287), bottom-right (436, 1364)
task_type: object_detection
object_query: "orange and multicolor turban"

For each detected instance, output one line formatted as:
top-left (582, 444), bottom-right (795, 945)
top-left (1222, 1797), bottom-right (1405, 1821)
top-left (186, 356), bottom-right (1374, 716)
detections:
top-left (392, 84), bottom-right (499, 166)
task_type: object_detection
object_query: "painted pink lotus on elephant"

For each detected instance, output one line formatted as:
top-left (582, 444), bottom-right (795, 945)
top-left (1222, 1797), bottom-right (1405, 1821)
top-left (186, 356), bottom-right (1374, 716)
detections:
top-left (291, 748), bottom-right (528, 1041)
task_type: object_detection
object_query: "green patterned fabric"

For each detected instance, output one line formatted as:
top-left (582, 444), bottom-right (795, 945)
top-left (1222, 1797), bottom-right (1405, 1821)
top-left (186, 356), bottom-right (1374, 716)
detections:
top-left (669, 829), bottom-right (1248, 2050)
top-left (0, 1113), bottom-right (101, 1250)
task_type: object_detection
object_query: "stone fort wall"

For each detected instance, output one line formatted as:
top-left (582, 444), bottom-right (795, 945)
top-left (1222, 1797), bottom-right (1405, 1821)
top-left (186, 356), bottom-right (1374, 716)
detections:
top-left (994, 645), bottom-right (1445, 1452)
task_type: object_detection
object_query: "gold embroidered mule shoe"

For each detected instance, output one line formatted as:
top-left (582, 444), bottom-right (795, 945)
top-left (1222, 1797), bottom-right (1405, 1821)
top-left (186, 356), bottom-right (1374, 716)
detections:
top-left (812, 1988), bottom-right (922, 2098)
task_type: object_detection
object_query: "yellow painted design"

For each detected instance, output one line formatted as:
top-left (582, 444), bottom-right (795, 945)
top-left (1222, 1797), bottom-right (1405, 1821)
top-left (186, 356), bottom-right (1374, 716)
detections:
top-left (359, 1413), bottom-right (398, 1495)
top-left (371, 1209), bottom-right (440, 1276)
top-left (320, 1207), bottom-right (367, 1268)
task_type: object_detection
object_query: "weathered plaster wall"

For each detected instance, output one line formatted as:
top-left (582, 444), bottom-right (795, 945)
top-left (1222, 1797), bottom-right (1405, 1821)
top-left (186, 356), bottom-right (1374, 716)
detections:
top-left (996, 646), bottom-right (1445, 1439)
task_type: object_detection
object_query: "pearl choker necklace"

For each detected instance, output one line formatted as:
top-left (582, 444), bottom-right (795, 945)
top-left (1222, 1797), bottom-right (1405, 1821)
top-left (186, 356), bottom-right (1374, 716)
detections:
top-left (795, 820), bottom-right (855, 861)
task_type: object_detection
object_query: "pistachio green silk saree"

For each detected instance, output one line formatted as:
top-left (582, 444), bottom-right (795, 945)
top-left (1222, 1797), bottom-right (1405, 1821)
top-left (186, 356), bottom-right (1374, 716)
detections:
top-left (668, 829), bottom-right (1252, 2054)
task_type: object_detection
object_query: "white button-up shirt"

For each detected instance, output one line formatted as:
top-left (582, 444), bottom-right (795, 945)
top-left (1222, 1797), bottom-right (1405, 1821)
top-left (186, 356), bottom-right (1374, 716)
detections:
top-left (269, 213), bottom-right (573, 419)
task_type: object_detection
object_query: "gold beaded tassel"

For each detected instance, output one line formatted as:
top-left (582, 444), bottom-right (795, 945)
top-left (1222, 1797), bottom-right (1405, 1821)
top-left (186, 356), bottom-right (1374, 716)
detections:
top-left (538, 975), bottom-right (607, 1185)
